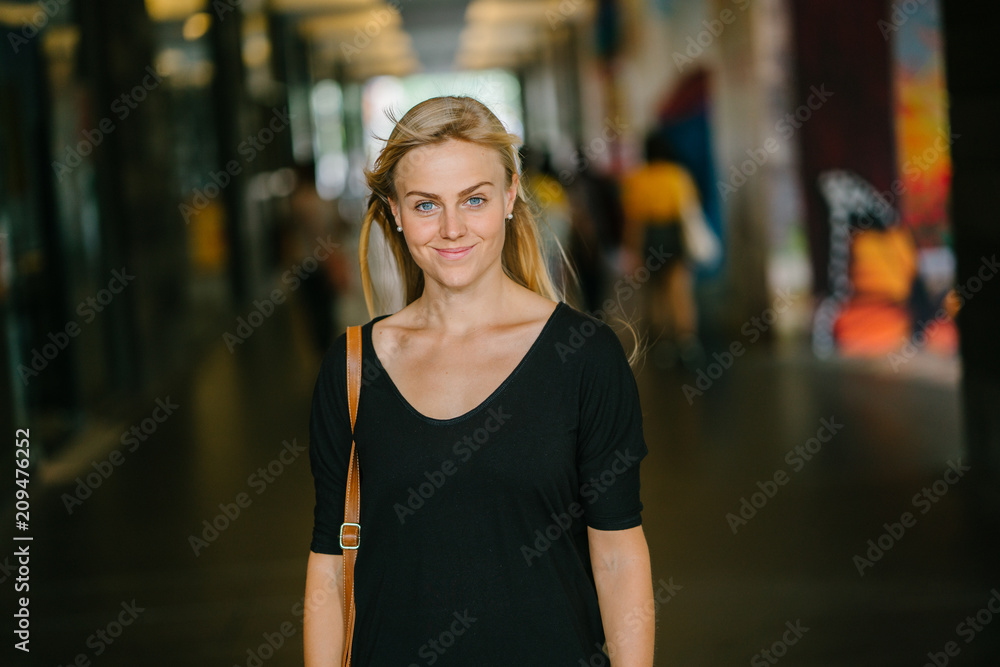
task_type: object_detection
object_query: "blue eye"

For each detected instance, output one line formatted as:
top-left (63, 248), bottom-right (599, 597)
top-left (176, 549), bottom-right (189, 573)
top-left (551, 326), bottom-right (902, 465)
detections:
top-left (468, 197), bottom-right (484, 207)
top-left (416, 201), bottom-right (435, 212)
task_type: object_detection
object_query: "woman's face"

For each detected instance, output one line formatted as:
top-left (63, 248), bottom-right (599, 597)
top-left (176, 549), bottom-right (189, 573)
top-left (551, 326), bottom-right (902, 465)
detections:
top-left (389, 138), bottom-right (517, 293)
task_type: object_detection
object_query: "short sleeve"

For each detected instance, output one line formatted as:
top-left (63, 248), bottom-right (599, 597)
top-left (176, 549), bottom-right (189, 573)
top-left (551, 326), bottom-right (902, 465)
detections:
top-left (308, 333), bottom-right (352, 554)
top-left (576, 322), bottom-right (648, 530)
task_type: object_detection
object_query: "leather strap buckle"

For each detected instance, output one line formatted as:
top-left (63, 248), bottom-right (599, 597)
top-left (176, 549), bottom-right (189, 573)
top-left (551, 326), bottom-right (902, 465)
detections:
top-left (340, 522), bottom-right (361, 550)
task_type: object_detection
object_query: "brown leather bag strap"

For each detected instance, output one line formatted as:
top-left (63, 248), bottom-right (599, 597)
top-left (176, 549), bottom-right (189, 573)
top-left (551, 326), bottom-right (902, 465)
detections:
top-left (341, 325), bottom-right (362, 667)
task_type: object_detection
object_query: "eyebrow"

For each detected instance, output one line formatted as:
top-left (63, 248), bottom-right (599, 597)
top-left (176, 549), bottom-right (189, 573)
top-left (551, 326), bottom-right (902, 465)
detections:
top-left (404, 181), bottom-right (493, 200)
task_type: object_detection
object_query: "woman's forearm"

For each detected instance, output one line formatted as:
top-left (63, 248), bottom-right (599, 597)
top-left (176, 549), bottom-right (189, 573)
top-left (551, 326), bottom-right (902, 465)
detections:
top-left (590, 528), bottom-right (655, 667)
top-left (304, 551), bottom-right (345, 667)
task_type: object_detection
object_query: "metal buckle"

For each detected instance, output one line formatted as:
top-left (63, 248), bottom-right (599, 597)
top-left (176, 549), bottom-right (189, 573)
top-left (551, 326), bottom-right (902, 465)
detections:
top-left (339, 522), bottom-right (361, 550)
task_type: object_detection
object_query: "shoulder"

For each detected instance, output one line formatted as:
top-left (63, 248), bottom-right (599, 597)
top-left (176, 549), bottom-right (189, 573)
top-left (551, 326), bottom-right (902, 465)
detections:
top-left (316, 312), bottom-right (387, 386)
top-left (314, 331), bottom-right (347, 392)
top-left (549, 306), bottom-right (642, 413)
top-left (549, 303), bottom-right (631, 367)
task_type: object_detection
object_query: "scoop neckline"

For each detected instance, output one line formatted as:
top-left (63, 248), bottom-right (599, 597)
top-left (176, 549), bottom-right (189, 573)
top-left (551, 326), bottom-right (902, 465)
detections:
top-left (365, 301), bottom-right (566, 425)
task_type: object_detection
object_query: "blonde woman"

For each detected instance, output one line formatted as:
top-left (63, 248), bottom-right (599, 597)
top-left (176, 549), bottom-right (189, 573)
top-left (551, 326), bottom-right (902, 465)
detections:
top-left (304, 96), bottom-right (654, 666)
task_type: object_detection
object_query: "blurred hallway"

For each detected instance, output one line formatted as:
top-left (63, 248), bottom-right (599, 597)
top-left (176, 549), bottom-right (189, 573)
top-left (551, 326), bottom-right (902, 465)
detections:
top-left (3, 0), bottom-right (1000, 664)
top-left (15, 291), bottom-right (998, 666)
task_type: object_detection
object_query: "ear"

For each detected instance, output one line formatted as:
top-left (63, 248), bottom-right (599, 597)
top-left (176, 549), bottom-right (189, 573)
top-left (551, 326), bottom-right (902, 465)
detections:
top-left (506, 172), bottom-right (519, 216)
top-left (388, 197), bottom-right (400, 224)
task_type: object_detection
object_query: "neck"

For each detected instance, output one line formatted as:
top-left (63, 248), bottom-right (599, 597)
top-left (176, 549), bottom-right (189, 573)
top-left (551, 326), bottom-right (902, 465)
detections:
top-left (413, 269), bottom-right (516, 336)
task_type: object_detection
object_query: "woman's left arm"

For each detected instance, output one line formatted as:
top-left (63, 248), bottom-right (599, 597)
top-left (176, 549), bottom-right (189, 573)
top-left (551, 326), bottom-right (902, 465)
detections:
top-left (589, 525), bottom-right (655, 667)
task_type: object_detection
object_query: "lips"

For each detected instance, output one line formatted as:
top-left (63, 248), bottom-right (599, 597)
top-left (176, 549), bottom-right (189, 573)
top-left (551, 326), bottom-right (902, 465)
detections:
top-left (435, 246), bottom-right (473, 259)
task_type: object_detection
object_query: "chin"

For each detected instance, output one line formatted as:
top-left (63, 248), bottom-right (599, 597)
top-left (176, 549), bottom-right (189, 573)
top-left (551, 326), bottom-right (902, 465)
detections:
top-left (426, 260), bottom-right (491, 288)
top-left (432, 271), bottom-right (478, 290)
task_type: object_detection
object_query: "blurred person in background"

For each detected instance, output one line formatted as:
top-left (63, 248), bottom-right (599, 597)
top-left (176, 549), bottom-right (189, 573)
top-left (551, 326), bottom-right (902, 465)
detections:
top-left (522, 146), bottom-right (574, 296)
top-left (304, 96), bottom-right (654, 666)
top-left (621, 131), bottom-right (718, 368)
top-left (564, 154), bottom-right (625, 313)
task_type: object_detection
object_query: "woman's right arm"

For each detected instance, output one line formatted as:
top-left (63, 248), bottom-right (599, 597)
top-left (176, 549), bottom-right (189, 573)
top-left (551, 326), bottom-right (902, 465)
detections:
top-left (304, 551), bottom-right (345, 666)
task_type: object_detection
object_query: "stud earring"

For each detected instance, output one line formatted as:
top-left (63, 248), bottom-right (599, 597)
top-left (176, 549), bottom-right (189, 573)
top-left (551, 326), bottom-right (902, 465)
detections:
top-left (506, 213), bottom-right (513, 220)
top-left (396, 225), bottom-right (402, 232)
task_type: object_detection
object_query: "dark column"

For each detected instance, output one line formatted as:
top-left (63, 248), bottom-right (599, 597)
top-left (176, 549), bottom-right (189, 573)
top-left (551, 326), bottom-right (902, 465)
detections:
top-left (788, 0), bottom-right (898, 295)
top-left (78, 0), bottom-right (182, 391)
top-left (941, 2), bottom-right (1000, 511)
top-left (0, 33), bottom-right (72, 439)
top-left (209, 7), bottom-right (249, 301)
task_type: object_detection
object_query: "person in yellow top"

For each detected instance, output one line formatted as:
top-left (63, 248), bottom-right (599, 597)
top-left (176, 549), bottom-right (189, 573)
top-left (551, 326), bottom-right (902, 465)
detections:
top-left (621, 132), bottom-right (711, 366)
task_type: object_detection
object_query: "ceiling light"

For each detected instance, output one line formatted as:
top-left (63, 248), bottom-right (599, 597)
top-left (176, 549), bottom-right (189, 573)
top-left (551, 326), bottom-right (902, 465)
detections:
top-left (182, 12), bottom-right (211, 40)
top-left (145, 0), bottom-right (207, 22)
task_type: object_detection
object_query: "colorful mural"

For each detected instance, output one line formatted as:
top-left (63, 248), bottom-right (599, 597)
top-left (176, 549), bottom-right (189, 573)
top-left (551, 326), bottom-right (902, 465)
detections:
top-left (801, 0), bottom-right (957, 359)
top-left (890, 0), bottom-right (952, 247)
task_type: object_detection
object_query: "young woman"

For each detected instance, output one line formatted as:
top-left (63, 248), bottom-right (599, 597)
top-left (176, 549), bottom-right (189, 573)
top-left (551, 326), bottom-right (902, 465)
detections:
top-left (304, 96), bottom-right (654, 666)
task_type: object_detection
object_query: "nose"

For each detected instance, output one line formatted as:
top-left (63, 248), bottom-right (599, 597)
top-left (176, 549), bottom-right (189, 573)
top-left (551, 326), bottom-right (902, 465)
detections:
top-left (439, 207), bottom-right (466, 240)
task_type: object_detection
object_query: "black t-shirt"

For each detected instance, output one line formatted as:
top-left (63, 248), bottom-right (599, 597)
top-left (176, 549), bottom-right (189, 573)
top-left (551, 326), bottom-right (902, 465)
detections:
top-left (309, 301), bottom-right (648, 666)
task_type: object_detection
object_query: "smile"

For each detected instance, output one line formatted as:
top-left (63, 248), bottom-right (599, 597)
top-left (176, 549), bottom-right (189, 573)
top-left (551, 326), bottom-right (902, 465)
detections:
top-left (434, 246), bottom-right (474, 260)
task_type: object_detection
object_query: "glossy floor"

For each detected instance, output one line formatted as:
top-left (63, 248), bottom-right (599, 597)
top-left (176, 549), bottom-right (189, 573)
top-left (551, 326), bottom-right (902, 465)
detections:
top-left (13, 298), bottom-right (1000, 666)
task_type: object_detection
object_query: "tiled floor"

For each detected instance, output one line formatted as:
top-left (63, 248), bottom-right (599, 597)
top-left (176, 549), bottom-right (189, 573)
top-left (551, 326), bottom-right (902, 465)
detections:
top-left (11, 293), bottom-right (999, 666)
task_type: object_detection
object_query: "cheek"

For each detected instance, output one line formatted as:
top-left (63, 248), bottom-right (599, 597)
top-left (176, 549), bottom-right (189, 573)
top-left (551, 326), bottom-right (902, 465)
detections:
top-left (401, 216), bottom-right (439, 244)
top-left (461, 214), bottom-right (500, 238)
top-left (403, 224), bottom-right (437, 245)
top-left (483, 215), bottom-right (507, 239)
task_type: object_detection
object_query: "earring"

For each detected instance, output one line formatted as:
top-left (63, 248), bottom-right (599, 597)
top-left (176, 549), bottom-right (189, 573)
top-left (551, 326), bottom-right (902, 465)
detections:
top-left (506, 213), bottom-right (513, 220)
top-left (396, 225), bottom-right (402, 232)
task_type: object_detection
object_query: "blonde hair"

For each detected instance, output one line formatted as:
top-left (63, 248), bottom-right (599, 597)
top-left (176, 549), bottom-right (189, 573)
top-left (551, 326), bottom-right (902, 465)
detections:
top-left (359, 96), bottom-right (562, 316)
